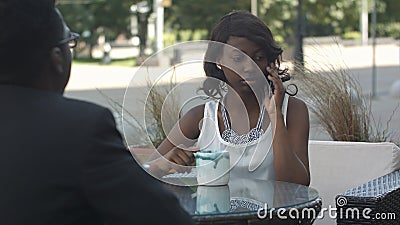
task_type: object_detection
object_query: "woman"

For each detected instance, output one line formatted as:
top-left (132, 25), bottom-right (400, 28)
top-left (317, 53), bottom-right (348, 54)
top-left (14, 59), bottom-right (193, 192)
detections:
top-left (151, 11), bottom-right (310, 186)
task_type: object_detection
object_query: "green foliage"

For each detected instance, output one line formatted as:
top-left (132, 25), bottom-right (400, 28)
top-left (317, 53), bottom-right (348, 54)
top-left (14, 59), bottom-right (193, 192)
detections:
top-left (259, 0), bottom-right (298, 47)
top-left (58, 0), bottom-right (400, 57)
top-left (304, 0), bottom-right (360, 35)
top-left (73, 57), bottom-right (136, 67)
top-left (341, 31), bottom-right (361, 40)
top-left (58, 0), bottom-right (136, 38)
top-left (260, 0), bottom-right (399, 45)
top-left (57, 0), bottom-right (140, 58)
top-left (377, 0), bottom-right (400, 23)
top-left (164, 29), bottom-right (208, 47)
top-left (376, 22), bottom-right (400, 39)
top-left (165, 0), bottom-right (250, 39)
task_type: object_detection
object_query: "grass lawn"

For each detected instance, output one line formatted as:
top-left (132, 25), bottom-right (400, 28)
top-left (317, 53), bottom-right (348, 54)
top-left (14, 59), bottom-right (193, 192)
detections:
top-left (72, 57), bottom-right (137, 67)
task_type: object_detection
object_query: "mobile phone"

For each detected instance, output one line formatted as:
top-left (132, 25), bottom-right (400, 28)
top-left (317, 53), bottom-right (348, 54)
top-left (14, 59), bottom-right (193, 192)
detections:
top-left (264, 70), bottom-right (291, 94)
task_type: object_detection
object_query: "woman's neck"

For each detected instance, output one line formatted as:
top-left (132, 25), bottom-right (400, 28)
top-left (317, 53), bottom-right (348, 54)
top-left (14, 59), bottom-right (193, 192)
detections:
top-left (221, 91), bottom-right (267, 135)
top-left (224, 90), bottom-right (263, 113)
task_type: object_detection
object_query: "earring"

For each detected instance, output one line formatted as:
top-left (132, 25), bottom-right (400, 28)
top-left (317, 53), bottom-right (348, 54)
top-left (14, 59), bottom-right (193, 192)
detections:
top-left (216, 64), bottom-right (222, 70)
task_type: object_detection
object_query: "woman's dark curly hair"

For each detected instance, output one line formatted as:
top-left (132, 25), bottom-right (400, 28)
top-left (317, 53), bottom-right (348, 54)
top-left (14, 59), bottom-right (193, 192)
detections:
top-left (201, 11), bottom-right (288, 99)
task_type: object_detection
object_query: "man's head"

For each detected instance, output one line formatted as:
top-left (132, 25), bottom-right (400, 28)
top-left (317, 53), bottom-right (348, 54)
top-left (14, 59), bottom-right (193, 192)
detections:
top-left (0, 0), bottom-right (78, 93)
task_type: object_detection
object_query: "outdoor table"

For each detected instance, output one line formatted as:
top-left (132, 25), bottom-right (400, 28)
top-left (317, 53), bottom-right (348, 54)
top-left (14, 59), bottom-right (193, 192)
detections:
top-left (163, 177), bottom-right (322, 225)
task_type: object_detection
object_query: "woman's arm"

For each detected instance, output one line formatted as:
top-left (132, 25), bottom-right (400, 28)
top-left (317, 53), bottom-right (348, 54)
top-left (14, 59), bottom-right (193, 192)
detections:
top-left (146, 105), bottom-right (205, 176)
top-left (272, 97), bottom-right (310, 186)
top-left (265, 65), bottom-right (310, 186)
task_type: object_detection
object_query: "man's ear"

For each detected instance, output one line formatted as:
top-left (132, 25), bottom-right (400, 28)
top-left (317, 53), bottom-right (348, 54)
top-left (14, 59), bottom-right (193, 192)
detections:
top-left (49, 47), bottom-right (64, 74)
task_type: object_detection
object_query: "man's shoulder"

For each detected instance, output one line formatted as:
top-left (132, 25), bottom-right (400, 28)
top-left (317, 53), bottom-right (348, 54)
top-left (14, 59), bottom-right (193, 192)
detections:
top-left (57, 96), bottom-right (114, 124)
top-left (1, 85), bottom-right (109, 112)
top-left (61, 96), bottom-right (108, 113)
top-left (0, 85), bottom-right (114, 124)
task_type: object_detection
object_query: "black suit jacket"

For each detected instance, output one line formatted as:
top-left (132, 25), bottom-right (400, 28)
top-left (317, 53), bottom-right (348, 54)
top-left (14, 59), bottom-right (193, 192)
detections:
top-left (0, 85), bottom-right (193, 225)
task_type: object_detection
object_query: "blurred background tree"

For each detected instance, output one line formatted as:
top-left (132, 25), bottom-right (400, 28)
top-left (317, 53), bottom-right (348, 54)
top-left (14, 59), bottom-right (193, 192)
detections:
top-left (164, 0), bottom-right (250, 41)
top-left (57, 0), bottom-right (399, 59)
top-left (57, 0), bottom-right (141, 58)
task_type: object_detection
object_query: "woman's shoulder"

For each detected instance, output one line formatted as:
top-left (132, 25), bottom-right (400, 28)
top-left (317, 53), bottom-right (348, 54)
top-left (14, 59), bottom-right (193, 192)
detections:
top-left (288, 96), bottom-right (308, 111)
top-left (183, 99), bottom-right (219, 119)
top-left (181, 104), bottom-right (206, 124)
top-left (287, 96), bottom-right (309, 124)
top-left (176, 104), bottom-right (207, 139)
top-left (185, 104), bottom-right (205, 117)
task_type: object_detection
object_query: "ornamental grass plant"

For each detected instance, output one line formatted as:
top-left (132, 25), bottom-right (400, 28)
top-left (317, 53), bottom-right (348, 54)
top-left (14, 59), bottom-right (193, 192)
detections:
top-left (142, 72), bottom-right (181, 148)
top-left (99, 67), bottom-right (181, 148)
top-left (293, 50), bottom-right (397, 143)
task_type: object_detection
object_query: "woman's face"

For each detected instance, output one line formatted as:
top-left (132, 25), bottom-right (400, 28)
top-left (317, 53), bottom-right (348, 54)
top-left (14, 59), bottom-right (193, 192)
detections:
top-left (219, 36), bottom-right (269, 95)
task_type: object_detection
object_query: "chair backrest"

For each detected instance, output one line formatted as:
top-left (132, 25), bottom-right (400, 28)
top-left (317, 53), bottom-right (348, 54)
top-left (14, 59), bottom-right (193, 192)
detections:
top-left (308, 140), bottom-right (400, 225)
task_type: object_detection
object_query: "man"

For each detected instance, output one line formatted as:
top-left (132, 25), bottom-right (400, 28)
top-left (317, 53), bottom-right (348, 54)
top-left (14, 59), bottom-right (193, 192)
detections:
top-left (0, 1), bottom-right (194, 224)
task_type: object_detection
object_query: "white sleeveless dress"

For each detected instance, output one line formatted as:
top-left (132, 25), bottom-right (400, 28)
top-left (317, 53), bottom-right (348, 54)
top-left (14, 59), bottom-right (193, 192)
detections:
top-left (197, 94), bottom-right (289, 181)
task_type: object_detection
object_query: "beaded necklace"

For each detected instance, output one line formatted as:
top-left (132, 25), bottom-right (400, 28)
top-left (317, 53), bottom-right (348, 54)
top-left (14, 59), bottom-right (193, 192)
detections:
top-left (221, 104), bottom-right (265, 145)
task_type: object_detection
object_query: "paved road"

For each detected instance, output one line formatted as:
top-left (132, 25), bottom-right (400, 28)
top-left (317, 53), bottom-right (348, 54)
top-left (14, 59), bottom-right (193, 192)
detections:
top-left (65, 42), bottom-right (400, 144)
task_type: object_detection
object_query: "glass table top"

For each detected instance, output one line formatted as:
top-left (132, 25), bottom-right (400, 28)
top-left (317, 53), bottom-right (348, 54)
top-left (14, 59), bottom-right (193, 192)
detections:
top-left (163, 177), bottom-right (319, 217)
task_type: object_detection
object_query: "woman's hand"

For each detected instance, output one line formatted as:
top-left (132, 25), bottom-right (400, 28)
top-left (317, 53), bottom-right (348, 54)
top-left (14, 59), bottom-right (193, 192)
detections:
top-left (164, 145), bottom-right (199, 166)
top-left (149, 146), bottom-right (199, 176)
top-left (264, 63), bottom-right (285, 116)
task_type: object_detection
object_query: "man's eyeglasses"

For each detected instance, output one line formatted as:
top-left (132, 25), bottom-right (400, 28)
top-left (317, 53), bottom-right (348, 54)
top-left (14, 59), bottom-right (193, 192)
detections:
top-left (57, 32), bottom-right (80, 49)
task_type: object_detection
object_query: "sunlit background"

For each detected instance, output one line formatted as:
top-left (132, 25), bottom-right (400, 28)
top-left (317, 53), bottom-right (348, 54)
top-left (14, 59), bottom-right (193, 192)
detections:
top-left (57, 0), bottom-right (400, 145)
